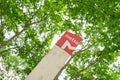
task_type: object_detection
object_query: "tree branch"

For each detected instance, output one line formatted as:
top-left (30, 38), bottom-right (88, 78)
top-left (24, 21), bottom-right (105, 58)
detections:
top-left (0, 47), bottom-right (17, 54)
top-left (30, 15), bottom-right (47, 25)
top-left (0, 20), bottom-right (30, 49)
top-left (0, 15), bottom-right (46, 49)
top-left (69, 61), bottom-right (96, 80)
top-left (0, 0), bottom-right (45, 49)
top-left (69, 53), bottom-right (102, 80)
top-left (54, 56), bottom-right (72, 80)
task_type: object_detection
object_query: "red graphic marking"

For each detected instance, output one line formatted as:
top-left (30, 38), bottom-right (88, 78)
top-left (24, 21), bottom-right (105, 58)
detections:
top-left (56, 32), bottom-right (82, 55)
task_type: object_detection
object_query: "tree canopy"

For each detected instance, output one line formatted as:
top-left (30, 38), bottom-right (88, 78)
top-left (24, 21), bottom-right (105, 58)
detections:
top-left (0, 0), bottom-right (120, 80)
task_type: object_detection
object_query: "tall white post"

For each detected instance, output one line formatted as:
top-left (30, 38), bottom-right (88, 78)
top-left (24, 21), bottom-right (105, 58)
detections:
top-left (26, 32), bottom-right (82, 80)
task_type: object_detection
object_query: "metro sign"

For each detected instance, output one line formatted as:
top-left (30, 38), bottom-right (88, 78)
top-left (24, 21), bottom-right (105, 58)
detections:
top-left (56, 32), bottom-right (82, 55)
top-left (27, 32), bottom-right (82, 80)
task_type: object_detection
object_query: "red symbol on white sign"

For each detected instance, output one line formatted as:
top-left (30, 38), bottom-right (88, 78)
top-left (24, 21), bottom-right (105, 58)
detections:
top-left (61, 40), bottom-right (76, 50)
top-left (56, 32), bottom-right (82, 55)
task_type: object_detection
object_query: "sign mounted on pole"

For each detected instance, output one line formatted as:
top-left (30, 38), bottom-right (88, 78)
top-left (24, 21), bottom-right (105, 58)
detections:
top-left (26, 32), bottom-right (82, 80)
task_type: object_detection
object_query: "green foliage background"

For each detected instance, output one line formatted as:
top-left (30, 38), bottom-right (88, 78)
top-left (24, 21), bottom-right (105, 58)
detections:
top-left (0, 0), bottom-right (120, 80)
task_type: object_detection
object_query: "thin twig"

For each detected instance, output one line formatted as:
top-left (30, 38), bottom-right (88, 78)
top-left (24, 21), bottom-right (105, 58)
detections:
top-left (69, 53), bottom-right (102, 80)
top-left (0, 47), bottom-right (17, 54)
top-left (69, 61), bottom-right (96, 80)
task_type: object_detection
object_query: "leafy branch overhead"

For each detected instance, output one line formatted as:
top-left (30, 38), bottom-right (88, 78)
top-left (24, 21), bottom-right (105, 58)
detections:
top-left (0, 0), bottom-right (120, 80)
